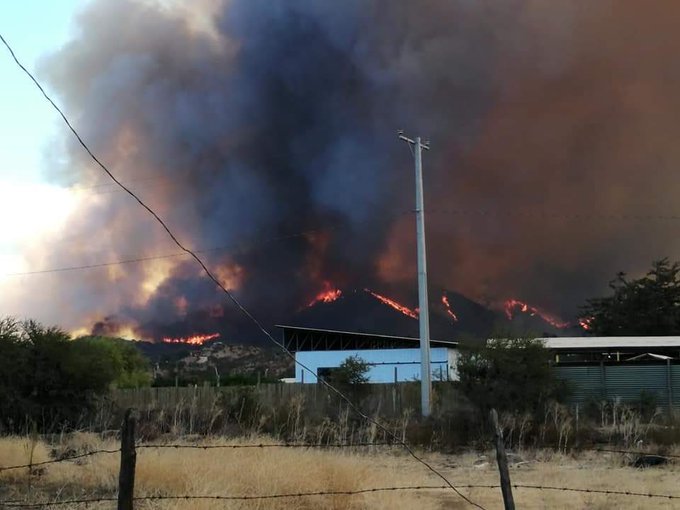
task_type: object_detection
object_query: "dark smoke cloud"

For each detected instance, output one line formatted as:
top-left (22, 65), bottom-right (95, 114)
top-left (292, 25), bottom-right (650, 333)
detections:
top-left (14, 0), bottom-right (680, 337)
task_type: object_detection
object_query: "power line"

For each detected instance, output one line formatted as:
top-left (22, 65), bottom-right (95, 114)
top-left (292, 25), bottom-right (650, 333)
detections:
top-left (70, 174), bottom-right (169, 191)
top-left (2, 208), bottom-right (412, 277)
top-left (1, 228), bottom-right (331, 277)
top-left (4, 252), bottom-right (186, 277)
top-left (0, 34), bottom-right (484, 509)
top-left (428, 207), bottom-right (680, 222)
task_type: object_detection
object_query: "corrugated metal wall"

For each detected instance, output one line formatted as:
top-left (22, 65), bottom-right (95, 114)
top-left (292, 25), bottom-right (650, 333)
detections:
top-left (553, 363), bottom-right (679, 409)
top-left (672, 366), bottom-right (680, 408)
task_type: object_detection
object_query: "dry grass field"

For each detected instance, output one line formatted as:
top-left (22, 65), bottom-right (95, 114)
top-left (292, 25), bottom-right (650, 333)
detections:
top-left (1, 434), bottom-right (679, 509)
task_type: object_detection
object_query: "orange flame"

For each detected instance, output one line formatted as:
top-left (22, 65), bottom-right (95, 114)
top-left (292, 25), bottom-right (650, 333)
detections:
top-left (162, 333), bottom-right (220, 345)
top-left (578, 317), bottom-right (594, 331)
top-left (307, 281), bottom-right (342, 307)
top-left (504, 299), bottom-right (569, 329)
top-left (441, 295), bottom-right (459, 322)
top-left (365, 289), bottom-right (419, 319)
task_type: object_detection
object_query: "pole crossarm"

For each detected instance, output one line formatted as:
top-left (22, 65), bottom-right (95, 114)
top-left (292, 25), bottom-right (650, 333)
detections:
top-left (398, 131), bottom-right (430, 150)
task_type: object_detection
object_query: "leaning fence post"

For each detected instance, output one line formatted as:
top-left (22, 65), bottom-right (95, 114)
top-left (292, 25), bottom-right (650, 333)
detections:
top-left (490, 408), bottom-right (515, 510)
top-left (118, 408), bottom-right (137, 510)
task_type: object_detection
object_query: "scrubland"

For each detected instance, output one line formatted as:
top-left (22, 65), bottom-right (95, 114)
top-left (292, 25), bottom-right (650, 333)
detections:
top-left (1, 434), bottom-right (679, 509)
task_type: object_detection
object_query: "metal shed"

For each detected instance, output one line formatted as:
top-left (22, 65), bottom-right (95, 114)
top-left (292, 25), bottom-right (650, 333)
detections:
top-left (277, 325), bottom-right (459, 384)
top-left (539, 337), bottom-right (680, 410)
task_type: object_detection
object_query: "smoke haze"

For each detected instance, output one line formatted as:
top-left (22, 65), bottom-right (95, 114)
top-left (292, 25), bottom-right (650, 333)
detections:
top-left (4, 0), bottom-right (680, 340)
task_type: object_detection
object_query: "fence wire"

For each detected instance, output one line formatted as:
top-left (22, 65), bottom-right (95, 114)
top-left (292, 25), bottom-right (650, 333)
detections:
top-left (137, 441), bottom-right (396, 450)
top-left (585, 447), bottom-right (680, 459)
top-left (0, 449), bottom-right (120, 473)
top-left (3, 441), bottom-right (672, 474)
top-left (0, 441), bottom-right (402, 474)
top-left (2, 483), bottom-right (680, 508)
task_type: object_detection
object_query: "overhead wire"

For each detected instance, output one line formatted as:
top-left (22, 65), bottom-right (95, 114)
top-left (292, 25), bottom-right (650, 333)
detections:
top-left (428, 207), bottom-right (680, 222)
top-left (0, 33), bottom-right (486, 509)
top-left (1, 227), bottom-right (337, 277)
top-left (2, 208), bottom-right (413, 277)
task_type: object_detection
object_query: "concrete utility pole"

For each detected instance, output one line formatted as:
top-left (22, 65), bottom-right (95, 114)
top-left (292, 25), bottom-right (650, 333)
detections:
top-left (398, 131), bottom-right (432, 417)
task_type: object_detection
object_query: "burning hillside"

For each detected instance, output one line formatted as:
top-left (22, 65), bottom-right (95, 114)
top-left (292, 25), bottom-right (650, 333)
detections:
top-left (364, 289), bottom-right (419, 320)
top-left (291, 286), bottom-right (580, 341)
top-left (162, 333), bottom-right (220, 346)
top-left (306, 281), bottom-right (343, 308)
top-left (3, 0), bottom-right (679, 342)
top-left (441, 295), bottom-right (459, 322)
top-left (504, 299), bottom-right (570, 330)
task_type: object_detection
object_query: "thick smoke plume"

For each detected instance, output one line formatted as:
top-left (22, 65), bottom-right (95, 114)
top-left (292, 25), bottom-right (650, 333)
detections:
top-left (5, 0), bottom-right (680, 340)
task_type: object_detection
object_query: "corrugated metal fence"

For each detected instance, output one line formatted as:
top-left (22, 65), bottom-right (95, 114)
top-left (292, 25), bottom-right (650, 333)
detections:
top-left (553, 362), bottom-right (679, 410)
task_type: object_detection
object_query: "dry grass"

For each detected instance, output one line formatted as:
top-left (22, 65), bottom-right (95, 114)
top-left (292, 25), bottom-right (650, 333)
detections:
top-left (1, 435), bottom-right (680, 509)
top-left (415, 449), bottom-right (680, 509)
top-left (0, 436), bottom-right (51, 482)
top-left (0, 435), bottom-right (434, 509)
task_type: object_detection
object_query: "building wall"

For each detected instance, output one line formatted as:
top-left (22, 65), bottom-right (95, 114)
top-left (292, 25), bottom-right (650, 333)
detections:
top-left (294, 348), bottom-right (457, 384)
top-left (553, 362), bottom-right (680, 410)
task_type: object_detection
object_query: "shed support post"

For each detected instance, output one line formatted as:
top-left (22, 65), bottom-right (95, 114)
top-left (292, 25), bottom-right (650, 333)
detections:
top-left (667, 359), bottom-right (673, 418)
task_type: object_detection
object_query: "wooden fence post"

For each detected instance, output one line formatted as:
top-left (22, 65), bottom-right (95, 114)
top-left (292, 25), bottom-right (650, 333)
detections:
top-left (118, 408), bottom-right (137, 510)
top-left (490, 408), bottom-right (515, 510)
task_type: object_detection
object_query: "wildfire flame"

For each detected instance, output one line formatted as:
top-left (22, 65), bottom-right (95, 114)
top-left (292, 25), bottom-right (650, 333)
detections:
top-left (578, 317), bottom-right (594, 331)
top-left (307, 281), bottom-right (342, 307)
top-left (365, 289), bottom-right (419, 319)
top-left (504, 299), bottom-right (569, 329)
top-left (162, 333), bottom-right (220, 345)
top-left (441, 295), bottom-right (459, 322)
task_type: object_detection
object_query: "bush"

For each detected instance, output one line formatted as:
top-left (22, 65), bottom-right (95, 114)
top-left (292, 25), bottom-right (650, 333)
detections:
top-left (457, 338), bottom-right (569, 432)
top-left (0, 318), bottom-right (151, 432)
top-left (329, 355), bottom-right (370, 386)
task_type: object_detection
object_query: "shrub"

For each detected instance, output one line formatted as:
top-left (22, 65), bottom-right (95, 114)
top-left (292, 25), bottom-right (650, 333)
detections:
top-left (457, 338), bottom-right (569, 443)
top-left (0, 318), bottom-right (151, 432)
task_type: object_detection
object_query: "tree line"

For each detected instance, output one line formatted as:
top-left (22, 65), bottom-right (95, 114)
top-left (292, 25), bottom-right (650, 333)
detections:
top-left (580, 258), bottom-right (680, 336)
top-left (0, 318), bottom-right (149, 432)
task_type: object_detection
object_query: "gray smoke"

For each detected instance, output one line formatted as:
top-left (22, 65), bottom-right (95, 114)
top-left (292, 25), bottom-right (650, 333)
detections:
top-left (16, 0), bottom-right (680, 337)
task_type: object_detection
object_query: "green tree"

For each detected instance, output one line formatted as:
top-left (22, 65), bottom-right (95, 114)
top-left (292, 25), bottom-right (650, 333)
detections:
top-left (580, 259), bottom-right (680, 335)
top-left (457, 338), bottom-right (567, 418)
top-left (328, 355), bottom-right (370, 386)
top-left (0, 319), bottom-right (151, 432)
top-left (73, 336), bottom-right (151, 388)
top-left (0, 318), bottom-right (32, 426)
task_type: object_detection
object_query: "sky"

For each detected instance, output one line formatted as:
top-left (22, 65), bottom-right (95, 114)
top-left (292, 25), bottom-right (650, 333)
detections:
top-left (0, 1), bottom-right (84, 276)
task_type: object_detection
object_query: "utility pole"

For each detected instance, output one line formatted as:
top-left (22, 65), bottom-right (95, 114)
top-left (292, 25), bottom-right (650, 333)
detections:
top-left (398, 131), bottom-right (432, 417)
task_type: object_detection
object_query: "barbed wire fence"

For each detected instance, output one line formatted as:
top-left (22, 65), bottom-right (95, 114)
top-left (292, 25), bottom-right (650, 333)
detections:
top-left (1, 411), bottom-right (680, 509)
